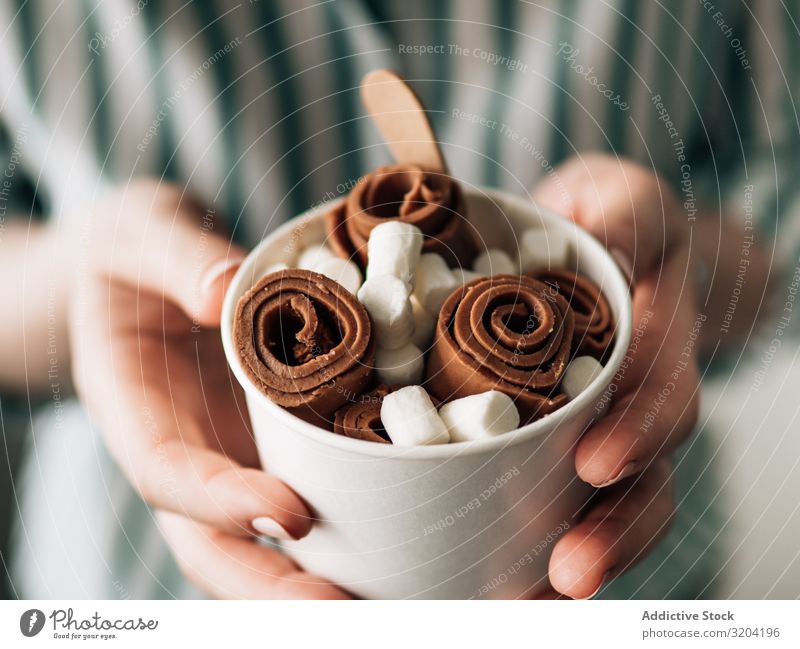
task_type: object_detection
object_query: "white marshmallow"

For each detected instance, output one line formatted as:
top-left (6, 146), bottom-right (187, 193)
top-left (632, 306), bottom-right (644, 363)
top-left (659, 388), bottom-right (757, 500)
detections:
top-left (518, 228), bottom-right (572, 272)
top-left (410, 295), bottom-right (437, 349)
top-left (315, 256), bottom-right (363, 295)
top-left (297, 243), bottom-right (338, 271)
top-left (473, 248), bottom-right (517, 276)
top-left (438, 391), bottom-right (520, 442)
top-left (263, 262), bottom-right (290, 275)
top-left (414, 253), bottom-right (459, 314)
top-left (562, 356), bottom-right (604, 400)
top-left (366, 221), bottom-right (424, 285)
top-left (452, 268), bottom-right (485, 285)
top-left (374, 343), bottom-right (425, 386)
top-left (381, 386), bottom-right (450, 446)
top-left (357, 275), bottom-right (414, 349)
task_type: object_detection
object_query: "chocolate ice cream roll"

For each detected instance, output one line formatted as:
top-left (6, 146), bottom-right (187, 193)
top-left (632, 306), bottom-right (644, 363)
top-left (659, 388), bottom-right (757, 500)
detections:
top-left (425, 275), bottom-right (575, 423)
top-left (233, 269), bottom-right (376, 429)
top-left (333, 384), bottom-right (392, 444)
top-left (326, 163), bottom-right (475, 269)
top-left (534, 269), bottom-right (614, 361)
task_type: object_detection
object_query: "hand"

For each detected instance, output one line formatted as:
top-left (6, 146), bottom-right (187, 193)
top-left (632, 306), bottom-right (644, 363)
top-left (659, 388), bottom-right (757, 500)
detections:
top-left (531, 153), bottom-right (699, 599)
top-left (68, 180), bottom-right (348, 599)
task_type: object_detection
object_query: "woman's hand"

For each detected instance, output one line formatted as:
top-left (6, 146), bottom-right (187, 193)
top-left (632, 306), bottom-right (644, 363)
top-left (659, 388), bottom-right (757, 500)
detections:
top-left (68, 180), bottom-right (348, 599)
top-left (531, 153), bottom-right (700, 598)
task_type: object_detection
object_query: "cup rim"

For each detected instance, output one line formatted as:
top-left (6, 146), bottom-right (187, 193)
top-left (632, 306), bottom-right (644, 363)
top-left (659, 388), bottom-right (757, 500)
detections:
top-left (221, 187), bottom-right (633, 459)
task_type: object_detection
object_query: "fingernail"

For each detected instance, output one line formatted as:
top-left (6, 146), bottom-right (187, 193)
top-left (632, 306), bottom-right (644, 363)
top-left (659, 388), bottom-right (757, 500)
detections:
top-left (251, 516), bottom-right (295, 541)
top-left (577, 570), bottom-right (611, 600)
top-left (610, 247), bottom-right (634, 285)
top-left (201, 257), bottom-right (245, 294)
top-left (590, 460), bottom-right (640, 488)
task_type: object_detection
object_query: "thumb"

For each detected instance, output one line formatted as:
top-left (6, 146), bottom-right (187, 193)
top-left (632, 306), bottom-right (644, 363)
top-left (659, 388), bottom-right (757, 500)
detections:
top-left (531, 154), bottom-right (682, 282)
top-left (91, 182), bottom-right (247, 326)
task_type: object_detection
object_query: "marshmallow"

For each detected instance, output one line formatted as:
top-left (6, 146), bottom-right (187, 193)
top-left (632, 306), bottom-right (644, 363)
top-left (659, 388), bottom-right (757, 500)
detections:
top-left (374, 343), bottom-right (425, 386)
top-left (380, 386), bottom-right (450, 446)
top-left (410, 295), bottom-right (437, 349)
top-left (315, 256), bottom-right (363, 295)
top-left (518, 228), bottom-right (572, 272)
top-left (366, 221), bottom-right (424, 285)
top-left (414, 253), bottom-right (459, 314)
top-left (357, 275), bottom-right (414, 349)
top-left (473, 248), bottom-right (517, 276)
top-left (298, 243), bottom-right (338, 271)
top-left (452, 267), bottom-right (485, 285)
top-left (263, 262), bottom-right (290, 275)
top-left (562, 356), bottom-right (604, 400)
top-left (438, 391), bottom-right (520, 442)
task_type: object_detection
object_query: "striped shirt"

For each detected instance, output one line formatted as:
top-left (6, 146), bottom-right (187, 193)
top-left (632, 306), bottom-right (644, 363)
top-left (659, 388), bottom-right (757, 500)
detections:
top-left (2, 0), bottom-right (799, 598)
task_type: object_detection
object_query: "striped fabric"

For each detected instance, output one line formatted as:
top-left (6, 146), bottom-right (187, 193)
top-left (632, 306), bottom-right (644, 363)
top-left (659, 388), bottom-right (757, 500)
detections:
top-left (2, 0), bottom-right (798, 598)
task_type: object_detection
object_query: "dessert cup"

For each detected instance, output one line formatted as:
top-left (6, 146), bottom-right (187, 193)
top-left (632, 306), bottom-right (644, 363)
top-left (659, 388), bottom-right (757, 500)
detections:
top-left (221, 186), bottom-right (633, 599)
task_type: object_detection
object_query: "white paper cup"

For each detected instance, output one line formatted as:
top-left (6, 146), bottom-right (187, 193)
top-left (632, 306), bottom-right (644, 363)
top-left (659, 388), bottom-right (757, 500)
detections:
top-left (221, 187), bottom-right (632, 599)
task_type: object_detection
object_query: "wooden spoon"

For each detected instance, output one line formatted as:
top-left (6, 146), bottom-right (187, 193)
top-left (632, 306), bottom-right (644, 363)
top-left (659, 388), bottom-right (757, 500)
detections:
top-left (360, 69), bottom-right (448, 174)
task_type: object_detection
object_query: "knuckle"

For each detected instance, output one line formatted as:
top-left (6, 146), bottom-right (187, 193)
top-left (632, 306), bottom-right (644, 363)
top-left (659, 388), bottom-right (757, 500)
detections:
top-left (125, 179), bottom-right (182, 209)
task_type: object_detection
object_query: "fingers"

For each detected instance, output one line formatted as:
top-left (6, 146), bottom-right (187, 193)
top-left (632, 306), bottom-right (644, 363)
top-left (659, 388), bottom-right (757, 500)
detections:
top-left (142, 440), bottom-right (314, 541)
top-left (71, 278), bottom-right (312, 539)
top-left (88, 181), bottom-right (246, 326)
top-left (156, 511), bottom-right (349, 599)
top-left (103, 377), bottom-right (313, 540)
top-left (69, 182), bottom-right (313, 549)
top-left (575, 246), bottom-right (699, 487)
top-left (531, 153), bottom-right (683, 281)
top-left (548, 458), bottom-right (674, 599)
top-left (531, 155), bottom-right (692, 599)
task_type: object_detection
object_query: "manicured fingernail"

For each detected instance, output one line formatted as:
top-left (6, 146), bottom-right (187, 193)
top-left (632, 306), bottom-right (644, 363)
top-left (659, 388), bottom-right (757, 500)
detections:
top-left (610, 247), bottom-right (634, 285)
top-left (590, 460), bottom-right (640, 488)
top-left (201, 257), bottom-right (245, 294)
top-left (251, 516), bottom-right (295, 541)
top-left (577, 570), bottom-right (611, 600)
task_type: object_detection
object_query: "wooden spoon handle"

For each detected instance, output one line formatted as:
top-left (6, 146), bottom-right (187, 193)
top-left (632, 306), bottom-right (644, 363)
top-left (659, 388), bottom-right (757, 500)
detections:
top-left (360, 69), bottom-right (448, 174)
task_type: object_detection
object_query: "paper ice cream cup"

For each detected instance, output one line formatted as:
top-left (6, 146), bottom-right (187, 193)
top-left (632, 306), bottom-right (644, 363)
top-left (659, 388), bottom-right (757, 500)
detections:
top-left (221, 186), bottom-right (632, 599)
